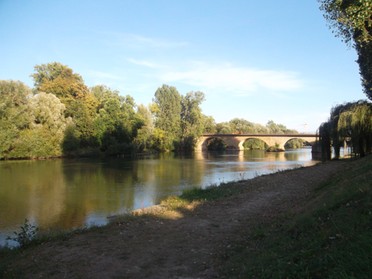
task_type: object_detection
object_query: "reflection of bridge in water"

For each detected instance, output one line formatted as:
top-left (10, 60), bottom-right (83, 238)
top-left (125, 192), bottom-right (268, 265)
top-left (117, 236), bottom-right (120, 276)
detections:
top-left (195, 134), bottom-right (318, 151)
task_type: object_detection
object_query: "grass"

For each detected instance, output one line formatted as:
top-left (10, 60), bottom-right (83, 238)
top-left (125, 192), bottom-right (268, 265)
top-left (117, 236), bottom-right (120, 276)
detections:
top-left (159, 181), bottom-right (244, 211)
top-left (219, 155), bottom-right (372, 279)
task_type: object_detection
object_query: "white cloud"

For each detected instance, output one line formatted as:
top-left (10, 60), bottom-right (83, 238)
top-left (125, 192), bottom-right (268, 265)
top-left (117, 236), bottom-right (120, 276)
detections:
top-left (161, 62), bottom-right (303, 96)
top-left (105, 32), bottom-right (189, 49)
top-left (86, 70), bottom-right (127, 88)
top-left (88, 70), bottom-right (123, 81)
top-left (126, 34), bottom-right (189, 48)
top-left (126, 58), bottom-right (163, 69)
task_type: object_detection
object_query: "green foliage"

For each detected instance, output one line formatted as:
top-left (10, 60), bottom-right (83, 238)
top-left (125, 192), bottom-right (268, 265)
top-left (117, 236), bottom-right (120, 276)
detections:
top-left (161, 183), bottom-right (242, 211)
top-left (180, 91), bottom-right (205, 151)
top-left (152, 85), bottom-right (209, 152)
top-left (133, 104), bottom-right (154, 152)
top-left (180, 184), bottom-right (241, 202)
top-left (152, 85), bottom-right (182, 151)
top-left (7, 219), bottom-right (39, 248)
top-left (32, 62), bottom-right (89, 107)
top-left (266, 143), bottom-right (284, 152)
top-left (319, 0), bottom-right (371, 44)
top-left (243, 138), bottom-right (269, 150)
top-left (266, 120), bottom-right (298, 134)
top-left (356, 40), bottom-right (372, 100)
top-left (202, 115), bottom-right (217, 134)
top-left (0, 80), bottom-right (32, 159)
top-left (215, 119), bottom-right (297, 135)
top-left (337, 101), bottom-right (372, 157)
top-left (285, 138), bottom-right (305, 149)
top-left (319, 0), bottom-right (372, 99)
top-left (319, 101), bottom-right (372, 159)
top-left (206, 138), bottom-right (227, 151)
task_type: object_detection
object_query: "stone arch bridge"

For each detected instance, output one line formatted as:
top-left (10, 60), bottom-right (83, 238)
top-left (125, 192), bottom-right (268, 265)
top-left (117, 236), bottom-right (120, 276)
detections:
top-left (195, 134), bottom-right (318, 151)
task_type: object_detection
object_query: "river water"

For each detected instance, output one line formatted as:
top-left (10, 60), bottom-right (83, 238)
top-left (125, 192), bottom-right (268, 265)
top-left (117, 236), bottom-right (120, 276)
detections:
top-left (0, 149), bottom-right (318, 247)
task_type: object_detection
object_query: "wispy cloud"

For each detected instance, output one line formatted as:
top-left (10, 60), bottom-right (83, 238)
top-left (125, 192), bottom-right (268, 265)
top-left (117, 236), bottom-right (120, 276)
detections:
top-left (126, 58), bottom-right (164, 69)
top-left (161, 62), bottom-right (303, 96)
top-left (86, 70), bottom-right (126, 88)
top-left (105, 32), bottom-right (189, 49)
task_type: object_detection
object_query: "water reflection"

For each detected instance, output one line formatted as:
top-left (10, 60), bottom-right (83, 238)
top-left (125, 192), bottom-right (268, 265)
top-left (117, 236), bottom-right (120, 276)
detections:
top-left (0, 149), bottom-right (317, 247)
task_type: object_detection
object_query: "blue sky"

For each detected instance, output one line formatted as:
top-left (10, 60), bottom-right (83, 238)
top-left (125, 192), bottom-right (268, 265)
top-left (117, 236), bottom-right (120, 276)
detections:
top-left (0, 0), bottom-right (366, 132)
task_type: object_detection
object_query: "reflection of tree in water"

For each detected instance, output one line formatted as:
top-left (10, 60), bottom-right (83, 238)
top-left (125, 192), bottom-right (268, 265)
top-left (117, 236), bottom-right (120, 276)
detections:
top-left (0, 160), bottom-right (66, 229)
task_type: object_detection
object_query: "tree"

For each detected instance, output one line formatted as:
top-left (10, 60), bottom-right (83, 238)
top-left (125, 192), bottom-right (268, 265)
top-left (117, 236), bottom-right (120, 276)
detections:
top-left (0, 80), bottom-right (32, 159)
top-left (14, 93), bottom-right (71, 158)
top-left (318, 100), bottom-right (372, 159)
top-left (338, 101), bottom-right (372, 157)
top-left (134, 104), bottom-right (155, 152)
top-left (89, 85), bottom-right (141, 155)
top-left (31, 62), bottom-right (89, 115)
top-left (229, 118), bottom-right (257, 134)
top-left (180, 91), bottom-right (205, 150)
top-left (202, 115), bottom-right (217, 134)
top-left (216, 122), bottom-right (233, 134)
top-left (152, 85), bottom-right (182, 151)
top-left (266, 120), bottom-right (297, 134)
top-left (319, 0), bottom-right (372, 99)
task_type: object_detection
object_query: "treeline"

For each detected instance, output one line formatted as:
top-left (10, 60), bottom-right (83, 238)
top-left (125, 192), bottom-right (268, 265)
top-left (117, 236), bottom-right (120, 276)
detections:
top-left (318, 100), bottom-right (372, 159)
top-left (0, 62), bottom-right (298, 160)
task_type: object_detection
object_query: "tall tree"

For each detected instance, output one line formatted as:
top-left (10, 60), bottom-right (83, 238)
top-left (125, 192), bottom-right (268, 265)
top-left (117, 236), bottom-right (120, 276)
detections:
top-left (180, 91), bottom-right (205, 150)
top-left (152, 85), bottom-right (182, 151)
top-left (134, 104), bottom-right (155, 152)
top-left (0, 80), bottom-right (32, 159)
top-left (319, 0), bottom-right (372, 99)
top-left (31, 62), bottom-right (89, 115)
top-left (202, 115), bottom-right (217, 134)
top-left (90, 85), bottom-right (140, 155)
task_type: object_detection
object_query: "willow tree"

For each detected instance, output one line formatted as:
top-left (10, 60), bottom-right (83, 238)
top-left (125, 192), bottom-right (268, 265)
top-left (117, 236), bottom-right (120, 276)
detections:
top-left (328, 103), bottom-right (354, 158)
top-left (319, 0), bottom-right (372, 100)
top-left (318, 121), bottom-right (332, 161)
top-left (338, 101), bottom-right (372, 157)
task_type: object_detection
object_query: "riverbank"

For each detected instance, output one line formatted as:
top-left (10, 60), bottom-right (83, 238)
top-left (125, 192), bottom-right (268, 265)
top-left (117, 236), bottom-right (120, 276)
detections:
top-left (1, 156), bottom-right (371, 278)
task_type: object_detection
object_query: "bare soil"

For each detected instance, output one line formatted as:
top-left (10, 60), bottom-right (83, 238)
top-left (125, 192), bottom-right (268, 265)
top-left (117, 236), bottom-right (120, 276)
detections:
top-left (2, 160), bottom-right (348, 279)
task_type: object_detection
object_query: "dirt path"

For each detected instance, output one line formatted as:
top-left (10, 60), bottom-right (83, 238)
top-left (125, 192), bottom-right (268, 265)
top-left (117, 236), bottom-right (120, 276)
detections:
top-left (2, 160), bottom-right (348, 278)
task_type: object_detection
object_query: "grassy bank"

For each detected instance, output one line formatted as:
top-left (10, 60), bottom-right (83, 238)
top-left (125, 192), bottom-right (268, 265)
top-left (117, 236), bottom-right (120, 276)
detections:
top-left (217, 156), bottom-right (372, 278)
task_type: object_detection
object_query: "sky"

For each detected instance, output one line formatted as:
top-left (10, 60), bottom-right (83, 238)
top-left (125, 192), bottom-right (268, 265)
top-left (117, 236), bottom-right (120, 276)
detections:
top-left (0, 0), bottom-right (367, 133)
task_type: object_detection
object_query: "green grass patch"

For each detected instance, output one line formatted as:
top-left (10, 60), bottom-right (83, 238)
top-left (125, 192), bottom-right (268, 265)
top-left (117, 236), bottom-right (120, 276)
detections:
top-left (180, 183), bottom-right (242, 202)
top-left (220, 156), bottom-right (372, 279)
top-left (160, 182), bottom-right (243, 210)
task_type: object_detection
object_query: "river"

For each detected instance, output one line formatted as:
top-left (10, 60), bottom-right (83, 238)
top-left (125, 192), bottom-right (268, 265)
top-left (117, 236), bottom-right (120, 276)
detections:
top-left (0, 148), bottom-right (318, 247)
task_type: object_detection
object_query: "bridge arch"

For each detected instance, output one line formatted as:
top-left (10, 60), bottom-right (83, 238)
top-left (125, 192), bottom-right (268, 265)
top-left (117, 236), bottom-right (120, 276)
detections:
top-left (201, 137), bottom-right (227, 151)
top-left (283, 137), bottom-right (313, 149)
top-left (238, 138), bottom-right (269, 150)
